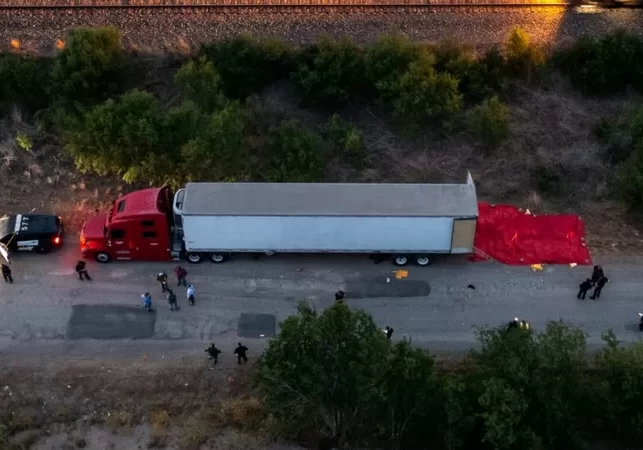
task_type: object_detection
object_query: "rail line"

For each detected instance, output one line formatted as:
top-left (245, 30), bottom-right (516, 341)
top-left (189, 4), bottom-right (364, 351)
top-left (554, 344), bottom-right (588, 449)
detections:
top-left (0, 0), bottom-right (578, 12)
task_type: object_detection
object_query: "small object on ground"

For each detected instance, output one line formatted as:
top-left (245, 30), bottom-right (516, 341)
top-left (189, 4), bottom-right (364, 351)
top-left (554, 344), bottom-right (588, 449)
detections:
top-left (569, 263), bottom-right (578, 268)
top-left (530, 264), bottom-right (544, 272)
top-left (395, 269), bottom-right (409, 279)
top-left (386, 277), bottom-right (391, 283)
top-left (467, 284), bottom-right (476, 290)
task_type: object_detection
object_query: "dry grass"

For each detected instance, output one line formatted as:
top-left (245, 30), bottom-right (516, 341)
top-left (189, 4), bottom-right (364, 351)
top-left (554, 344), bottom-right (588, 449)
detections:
top-left (221, 397), bottom-right (266, 430)
top-left (149, 409), bottom-right (171, 431)
top-left (105, 411), bottom-right (135, 429)
top-left (179, 417), bottom-right (210, 449)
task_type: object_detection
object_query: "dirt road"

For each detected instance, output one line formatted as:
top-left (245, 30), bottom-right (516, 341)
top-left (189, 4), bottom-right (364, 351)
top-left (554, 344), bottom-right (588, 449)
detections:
top-left (1, 242), bottom-right (642, 366)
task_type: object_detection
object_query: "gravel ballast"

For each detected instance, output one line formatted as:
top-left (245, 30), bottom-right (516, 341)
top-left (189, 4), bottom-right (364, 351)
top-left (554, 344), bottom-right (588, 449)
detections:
top-left (1, 7), bottom-right (642, 54)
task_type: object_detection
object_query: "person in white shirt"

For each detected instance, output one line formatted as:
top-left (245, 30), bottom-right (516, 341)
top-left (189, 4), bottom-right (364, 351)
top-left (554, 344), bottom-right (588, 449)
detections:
top-left (187, 285), bottom-right (195, 306)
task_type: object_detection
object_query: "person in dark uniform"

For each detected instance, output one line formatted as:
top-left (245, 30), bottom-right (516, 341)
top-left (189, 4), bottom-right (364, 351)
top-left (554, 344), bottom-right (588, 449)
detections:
top-left (384, 326), bottom-right (394, 340)
top-left (335, 291), bottom-right (345, 302)
top-left (590, 276), bottom-right (609, 300)
top-left (157, 272), bottom-right (169, 292)
top-left (174, 265), bottom-right (188, 287)
top-left (205, 343), bottom-right (221, 365)
top-left (577, 278), bottom-right (592, 300)
top-left (75, 260), bottom-right (91, 281)
top-left (234, 342), bottom-right (248, 364)
top-left (639, 313), bottom-right (643, 332)
top-left (1, 264), bottom-right (12, 283)
top-left (508, 317), bottom-right (520, 330)
top-left (167, 289), bottom-right (179, 311)
top-left (591, 265), bottom-right (604, 285)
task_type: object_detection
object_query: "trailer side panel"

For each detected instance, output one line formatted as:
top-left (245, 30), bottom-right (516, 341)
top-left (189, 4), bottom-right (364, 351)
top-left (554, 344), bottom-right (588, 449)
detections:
top-left (182, 215), bottom-right (455, 253)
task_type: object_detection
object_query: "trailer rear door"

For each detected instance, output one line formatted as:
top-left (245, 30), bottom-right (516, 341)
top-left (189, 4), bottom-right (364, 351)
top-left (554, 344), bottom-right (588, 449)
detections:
top-left (451, 218), bottom-right (476, 254)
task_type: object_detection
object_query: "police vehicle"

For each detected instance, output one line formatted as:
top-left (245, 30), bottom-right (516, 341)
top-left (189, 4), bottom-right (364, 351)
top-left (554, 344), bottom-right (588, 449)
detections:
top-left (0, 214), bottom-right (64, 261)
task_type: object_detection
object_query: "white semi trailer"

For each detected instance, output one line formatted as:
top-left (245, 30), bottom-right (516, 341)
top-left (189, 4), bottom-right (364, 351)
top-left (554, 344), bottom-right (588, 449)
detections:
top-left (171, 174), bottom-right (478, 266)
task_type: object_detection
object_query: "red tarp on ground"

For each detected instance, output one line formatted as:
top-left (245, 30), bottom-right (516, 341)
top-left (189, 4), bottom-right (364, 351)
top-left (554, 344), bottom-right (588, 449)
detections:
top-left (470, 202), bottom-right (592, 265)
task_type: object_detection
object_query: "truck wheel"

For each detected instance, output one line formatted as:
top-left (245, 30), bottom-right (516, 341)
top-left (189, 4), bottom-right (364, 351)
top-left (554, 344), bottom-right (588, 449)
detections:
top-left (210, 253), bottom-right (226, 263)
top-left (187, 253), bottom-right (203, 264)
top-left (414, 255), bottom-right (431, 267)
top-left (95, 252), bottom-right (111, 263)
top-left (393, 255), bottom-right (409, 266)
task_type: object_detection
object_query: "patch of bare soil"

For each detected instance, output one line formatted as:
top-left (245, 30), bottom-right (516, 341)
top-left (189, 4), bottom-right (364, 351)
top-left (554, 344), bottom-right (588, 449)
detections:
top-left (0, 359), bottom-right (302, 449)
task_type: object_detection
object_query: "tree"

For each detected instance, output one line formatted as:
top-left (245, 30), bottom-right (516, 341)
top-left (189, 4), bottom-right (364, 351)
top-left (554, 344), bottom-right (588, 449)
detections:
top-left (175, 57), bottom-right (225, 112)
top-left (364, 34), bottom-right (428, 97)
top-left (471, 321), bottom-right (592, 450)
top-left (618, 141), bottom-right (643, 209)
top-left (201, 35), bottom-right (296, 99)
top-left (258, 301), bottom-right (389, 442)
top-left (180, 102), bottom-right (249, 182)
top-left (0, 54), bottom-right (51, 113)
top-left (375, 340), bottom-right (443, 448)
top-left (325, 114), bottom-right (366, 165)
top-left (504, 27), bottom-right (545, 83)
top-left (467, 96), bottom-right (510, 151)
top-left (385, 56), bottom-right (463, 126)
top-left (261, 120), bottom-right (324, 182)
top-left (595, 331), bottom-right (643, 444)
top-left (63, 89), bottom-right (168, 184)
top-left (293, 35), bottom-right (367, 107)
top-left (51, 27), bottom-right (124, 109)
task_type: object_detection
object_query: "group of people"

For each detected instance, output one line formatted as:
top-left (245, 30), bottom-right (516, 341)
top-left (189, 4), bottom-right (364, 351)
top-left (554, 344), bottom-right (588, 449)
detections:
top-left (142, 266), bottom-right (194, 312)
top-left (205, 342), bottom-right (249, 365)
top-left (507, 317), bottom-right (530, 330)
top-left (577, 265), bottom-right (609, 300)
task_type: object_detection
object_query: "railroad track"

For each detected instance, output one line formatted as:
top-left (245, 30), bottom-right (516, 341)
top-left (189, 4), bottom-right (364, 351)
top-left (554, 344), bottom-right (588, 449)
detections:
top-left (0, 0), bottom-right (577, 11)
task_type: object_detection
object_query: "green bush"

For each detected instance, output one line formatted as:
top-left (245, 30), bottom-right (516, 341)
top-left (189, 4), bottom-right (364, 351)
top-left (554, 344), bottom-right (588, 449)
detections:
top-left (434, 41), bottom-right (504, 104)
top-left (261, 120), bottom-right (324, 182)
top-left (294, 35), bottom-right (367, 107)
top-left (385, 56), bottom-right (463, 126)
top-left (201, 35), bottom-right (295, 99)
top-left (533, 165), bottom-right (565, 195)
top-left (325, 114), bottom-right (366, 164)
top-left (0, 53), bottom-right (51, 113)
top-left (364, 34), bottom-right (428, 98)
top-left (467, 96), bottom-right (510, 150)
top-left (63, 89), bottom-right (168, 183)
top-left (175, 56), bottom-right (225, 112)
top-left (618, 142), bottom-right (643, 209)
top-left (179, 102), bottom-right (249, 183)
top-left (505, 27), bottom-right (545, 82)
top-left (51, 27), bottom-right (124, 109)
top-left (595, 106), bottom-right (643, 165)
top-left (553, 30), bottom-right (643, 95)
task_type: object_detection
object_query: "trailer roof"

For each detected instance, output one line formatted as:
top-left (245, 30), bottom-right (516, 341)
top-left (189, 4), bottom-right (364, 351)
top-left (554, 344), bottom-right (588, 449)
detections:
top-left (181, 180), bottom-right (478, 218)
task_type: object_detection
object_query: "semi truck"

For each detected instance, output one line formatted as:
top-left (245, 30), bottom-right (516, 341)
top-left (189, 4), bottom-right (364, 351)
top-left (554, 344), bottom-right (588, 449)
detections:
top-left (80, 175), bottom-right (478, 266)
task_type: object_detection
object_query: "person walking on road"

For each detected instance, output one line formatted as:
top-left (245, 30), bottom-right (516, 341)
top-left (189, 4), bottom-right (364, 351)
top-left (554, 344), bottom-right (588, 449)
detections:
top-left (141, 292), bottom-right (153, 312)
top-left (157, 272), bottom-right (169, 292)
top-left (187, 284), bottom-right (195, 306)
top-left (234, 343), bottom-right (248, 364)
top-left (577, 278), bottom-right (592, 300)
top-left (1, 264), bottom-right (12, 284)
top-left (174, 265), bottom-right (188, 287)
top-left (591, 265), bottom-right (604, 285)
top-left (205, 343), bottom-right (221, 365)
top-left (167, 289), bottom-right (179, 312)
top-left (75, 260), bottom-right (91, 281)
top-left (590, 276), bottom-right (609, 300)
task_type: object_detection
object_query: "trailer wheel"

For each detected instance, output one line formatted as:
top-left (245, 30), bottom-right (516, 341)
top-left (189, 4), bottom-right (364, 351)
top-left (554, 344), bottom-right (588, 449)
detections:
top-left (95, 252), bottom-right (111, 263)
top-left (187, 253), bottom-right (203, 264)
top-left (414, 255), bottom-right (431, 267)
top-left (393, 255), bottom-right (409, 266)
top-left (210, 253), bottom-right (226, 263)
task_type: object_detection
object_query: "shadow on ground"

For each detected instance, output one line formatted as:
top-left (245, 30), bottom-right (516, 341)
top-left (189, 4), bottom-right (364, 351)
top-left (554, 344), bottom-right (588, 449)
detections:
top-left (346, 278), bottom-right (431, 299)
top-left (67, 305), bottom-right (156, 339)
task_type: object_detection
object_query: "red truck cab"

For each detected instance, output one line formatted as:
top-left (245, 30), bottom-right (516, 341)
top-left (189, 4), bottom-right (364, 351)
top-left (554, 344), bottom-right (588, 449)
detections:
top-left (80, 187), bottom-right (174, 263)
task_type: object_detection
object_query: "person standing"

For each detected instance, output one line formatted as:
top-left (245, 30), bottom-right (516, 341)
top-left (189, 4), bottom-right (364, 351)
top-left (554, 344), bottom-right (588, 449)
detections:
top-left (577, 278), bottom-right (592, 300)
top-left (174, 265), bottom-right (188, 287)
top-left (167, 289), bottom-right (179, 312)
top-left (335, 291), bottom-right (345, 302)
top-left (591, 265), bottom-right (604, 285)
top-left (75, 260), bottom-right (91, 281)
top-left (157, 272), bottom-right (169, 292)
top-left (234, 343), bottom-right (248, 364)
top-left (383, 326), bottom-right (394, 340)
top-left (187, 284), bottom-right (195, 306)
top-left (590, 276), bottom-right (609, 300)
top-left (1, 264), bottom-right (12, 284)
top-left (141, 292), bottom-right (153, 312)
top-left (205, 343), bottom-right (221, 365)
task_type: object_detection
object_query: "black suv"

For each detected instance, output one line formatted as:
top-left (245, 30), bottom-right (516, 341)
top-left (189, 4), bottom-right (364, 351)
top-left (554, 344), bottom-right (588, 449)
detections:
top-left (0, 214), bottom-right (65, 256)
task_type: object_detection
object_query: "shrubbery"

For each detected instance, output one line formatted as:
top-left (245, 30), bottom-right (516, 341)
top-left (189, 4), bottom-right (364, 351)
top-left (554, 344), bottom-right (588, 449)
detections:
top-left (467, 95), bottom-right (510, 150)
top-left (258, 301), bottom-right (643, 450)
top-left (0, 54), bottom-right (51, 113)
